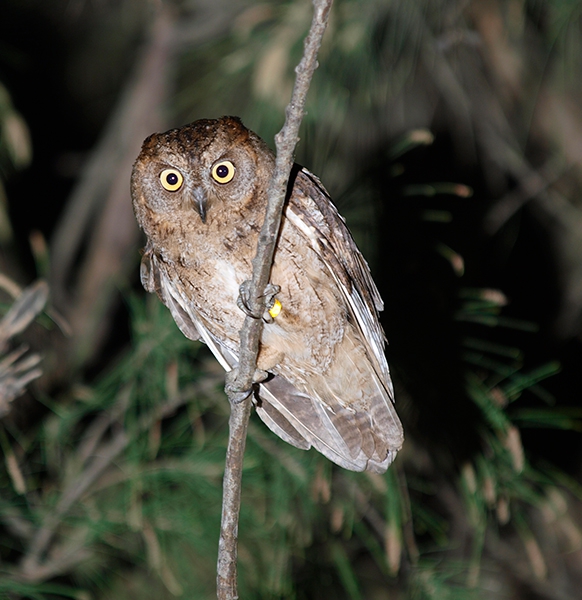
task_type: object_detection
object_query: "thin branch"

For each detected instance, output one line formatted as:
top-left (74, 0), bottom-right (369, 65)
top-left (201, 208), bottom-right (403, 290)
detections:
top-left (48, 7), bottom-right (173, 372)
top-left (19, 430), bottom-right (129, 579)
top-left (216, 1), bottom-right (333, 599)
top-left (18, 381), bottom-right (201, 581)
top-left (484, 156), bottom-right (569, 234)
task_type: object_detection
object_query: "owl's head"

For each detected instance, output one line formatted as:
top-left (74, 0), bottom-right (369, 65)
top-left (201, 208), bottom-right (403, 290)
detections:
top-left (131, 116), bottom-right (275, 231)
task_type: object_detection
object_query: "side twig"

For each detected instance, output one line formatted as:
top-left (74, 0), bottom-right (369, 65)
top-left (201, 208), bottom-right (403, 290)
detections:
top-left (216, 1), bottom-right (333, 599)
top-left (17, 380), bottom-right (202, 582)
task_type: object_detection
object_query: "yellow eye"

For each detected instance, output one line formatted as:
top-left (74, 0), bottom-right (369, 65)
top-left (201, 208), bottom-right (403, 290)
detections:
top-left (211, 160), bottom-right (235, 184)
top-left (160, 168), bottom-right (184, 191)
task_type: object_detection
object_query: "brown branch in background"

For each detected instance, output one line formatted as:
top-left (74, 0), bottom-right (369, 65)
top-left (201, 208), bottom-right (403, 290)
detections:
top-left (48, 6), bottom-right (174, 371)
top-left (45, 3), bottom-right (246, 379)
top-left (16, 373), bottom-right (216, 583)
top-left (0, 280), bottom-right (48, 417)
top-left (216, 1), bottom-right (333, 599)
top-left (484, 156), bottom-right (569, 234)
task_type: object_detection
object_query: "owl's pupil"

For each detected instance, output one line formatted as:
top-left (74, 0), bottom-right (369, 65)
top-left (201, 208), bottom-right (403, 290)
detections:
top-left (217, 165), bottom-right (229, 178)
top-left (166, 173), bottom-right (178, 185)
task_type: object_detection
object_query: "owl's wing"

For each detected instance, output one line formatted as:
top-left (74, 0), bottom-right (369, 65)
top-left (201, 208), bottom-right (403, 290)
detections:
top-left (285, 166), bottom-right (391, 387)
top-left (143, 244), bottom-right (391, 466)
top-left (252, 166), bottom-right (402, 472)
top-left (141, 173), bottom-right (402, 473)
top-left (141, 246), bottom-right (203, 343)
top-left (143, 246), bottom-right (321, 452)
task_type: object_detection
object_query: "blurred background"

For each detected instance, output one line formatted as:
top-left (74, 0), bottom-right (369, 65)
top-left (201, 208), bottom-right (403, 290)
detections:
top-left (1, 0), bottom-right (582, 598)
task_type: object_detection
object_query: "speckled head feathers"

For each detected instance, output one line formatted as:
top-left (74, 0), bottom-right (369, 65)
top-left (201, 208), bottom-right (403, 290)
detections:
top-left (131, 116), bottom-right (274, 232)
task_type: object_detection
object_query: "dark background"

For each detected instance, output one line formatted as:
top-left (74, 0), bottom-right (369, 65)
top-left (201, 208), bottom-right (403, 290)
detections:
top-left (1, 1), bottom-right (582, 599)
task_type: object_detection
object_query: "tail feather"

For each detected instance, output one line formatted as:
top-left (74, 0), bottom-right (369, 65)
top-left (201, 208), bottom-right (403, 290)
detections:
top-left (256, 372), bottom-right (401, 473)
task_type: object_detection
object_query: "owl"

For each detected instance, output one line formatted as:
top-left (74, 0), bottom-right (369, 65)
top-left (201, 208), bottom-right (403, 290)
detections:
top-left (131, 116), bottom-right (403, 473)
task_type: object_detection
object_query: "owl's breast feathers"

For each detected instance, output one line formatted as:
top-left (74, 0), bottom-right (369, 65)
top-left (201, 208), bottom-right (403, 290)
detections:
top-left (133, 117), bottom-right (403, 472)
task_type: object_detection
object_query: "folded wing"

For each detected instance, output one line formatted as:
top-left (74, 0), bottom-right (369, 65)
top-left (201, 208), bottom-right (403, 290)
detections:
top-left (141, 166), bottom-right (403, 472)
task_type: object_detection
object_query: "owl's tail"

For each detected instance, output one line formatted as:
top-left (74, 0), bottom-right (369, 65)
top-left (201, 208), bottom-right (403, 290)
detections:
top-left (256, 331), bottom-right (403, 473)
top-left (256, 378), bottom-right (399, 472)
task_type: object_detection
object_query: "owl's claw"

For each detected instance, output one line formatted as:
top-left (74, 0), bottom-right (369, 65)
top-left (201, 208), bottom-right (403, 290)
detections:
top-left (225, 367), bottom-right (269, 404)
top-left (236, 281), bottom-right (256, 318)
top-left (237, 281), bottom-right (281, 323)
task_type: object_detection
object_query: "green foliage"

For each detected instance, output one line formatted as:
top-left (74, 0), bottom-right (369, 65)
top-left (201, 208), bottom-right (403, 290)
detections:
top-left (2, 0), bottom-right (582, 598)
top-left (0, 233), bottom-right (578, 599)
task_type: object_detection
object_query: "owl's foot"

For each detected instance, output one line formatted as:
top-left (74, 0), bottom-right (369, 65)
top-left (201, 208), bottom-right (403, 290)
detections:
top-left (225, 367), bottom-right (269, 404)
top-left (237, 281), bottom-right (281, 323)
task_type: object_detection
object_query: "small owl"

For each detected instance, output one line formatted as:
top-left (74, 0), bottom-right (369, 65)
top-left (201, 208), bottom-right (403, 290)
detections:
top-left (131, 116), bottom-right (403, 473)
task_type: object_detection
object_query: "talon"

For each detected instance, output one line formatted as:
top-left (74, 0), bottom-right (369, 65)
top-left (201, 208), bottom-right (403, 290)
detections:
top-left (237, 281), bottom-right (282, 323)
top-left (225, 368), bottom-right (253, 404)
top-left (262, 283), bottom-right (281, 300)
top-left (252, 368), bottom-right (269, 384)
top-left (236, 296), bottom-right (257, 318)
top-left (229, 389), bottom-right (253, 404)
top-left (237, 280), bottom-right (260, 318)
top-left (225, 368), bottom-right (269, 404)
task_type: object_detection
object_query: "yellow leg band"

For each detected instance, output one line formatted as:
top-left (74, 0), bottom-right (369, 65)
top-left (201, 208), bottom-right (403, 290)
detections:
top-left (268, 299), bottom-right (282, 319)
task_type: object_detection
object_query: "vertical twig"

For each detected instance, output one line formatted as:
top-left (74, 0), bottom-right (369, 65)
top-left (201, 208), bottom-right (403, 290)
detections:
top-left (216, 1), bottom-right (333, 598)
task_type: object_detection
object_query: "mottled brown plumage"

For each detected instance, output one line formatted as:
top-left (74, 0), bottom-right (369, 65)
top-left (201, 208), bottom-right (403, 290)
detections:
top-left (131, 116), bottom-right (403, 472)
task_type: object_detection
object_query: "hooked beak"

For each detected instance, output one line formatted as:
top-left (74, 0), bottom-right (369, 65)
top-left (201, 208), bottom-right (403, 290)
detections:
top-left (192, 187), bottom-right (208, 223)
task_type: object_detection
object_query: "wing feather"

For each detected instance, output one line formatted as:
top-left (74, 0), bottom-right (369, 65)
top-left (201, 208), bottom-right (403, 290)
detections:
top-left (142, 165), bottom-right (402, 472)
top-left (286, 166), bottom-right (393, 390)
